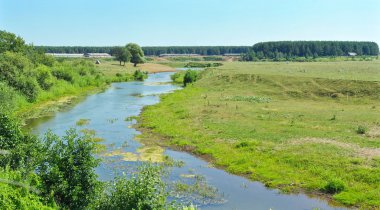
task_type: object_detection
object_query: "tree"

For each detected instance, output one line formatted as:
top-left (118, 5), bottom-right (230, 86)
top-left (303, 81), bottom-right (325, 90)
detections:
top-left (37, 129), bottom-right (100, 209)
top-left (0, 30), bottom-right (27, 54)
top-left (112, 47), bottom-right (131, 66)
top-left (126, 43), bottom-right (145, 67)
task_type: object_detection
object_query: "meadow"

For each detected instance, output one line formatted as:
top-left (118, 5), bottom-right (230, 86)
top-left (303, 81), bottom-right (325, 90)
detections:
top-left (139, 60), bottom-right (380, 209)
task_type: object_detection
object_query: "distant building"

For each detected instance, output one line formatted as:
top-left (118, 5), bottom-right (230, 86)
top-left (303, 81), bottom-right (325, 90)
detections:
top-left (347, 52), bottom-right (357, 56)
top-left (159, 54), bottom-right (200, 57)
top-left (46, 53), bottom-right (112, 58)
top-left (45, 53), bottom-right (83, 58)
top-left (223, 53), bottom-right (241, 56)
top-left (84, 53), bottom-right (112, 58)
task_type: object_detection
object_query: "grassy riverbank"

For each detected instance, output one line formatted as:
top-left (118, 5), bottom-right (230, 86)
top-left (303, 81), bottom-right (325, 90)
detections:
top-left (139, 61), bottom-right (380, 209)
top-left (4, 55), bottom-right (175, 123)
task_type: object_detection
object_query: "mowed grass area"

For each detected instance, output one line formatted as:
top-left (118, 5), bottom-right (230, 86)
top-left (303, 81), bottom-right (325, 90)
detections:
top-left (140, 61), bottom-right (380, 209)
top-left (217, 60), bottom-right (380, 81)
top-left (93, 58), bottom-right (176, 76)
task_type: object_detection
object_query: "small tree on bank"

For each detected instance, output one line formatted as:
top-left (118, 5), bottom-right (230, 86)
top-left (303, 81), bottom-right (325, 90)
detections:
top-left (183, 70), bottom-right (198, 87)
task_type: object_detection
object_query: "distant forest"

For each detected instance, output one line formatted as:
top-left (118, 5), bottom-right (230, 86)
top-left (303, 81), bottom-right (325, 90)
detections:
top-left (37, 41), bottom-right (379, 59)
top-left (36, 46), bottom-right (251, 56)
top-left (245, 41), bottom-right (379, 60)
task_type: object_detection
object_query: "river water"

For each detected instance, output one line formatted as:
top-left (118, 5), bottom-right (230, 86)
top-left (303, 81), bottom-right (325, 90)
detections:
top-left (28, 72), bottom-right (346, 210)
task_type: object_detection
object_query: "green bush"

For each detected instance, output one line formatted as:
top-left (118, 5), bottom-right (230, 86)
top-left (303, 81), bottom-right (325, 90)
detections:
top-left (185, 62), bottom-right (223, 68)
top-left (183, 70), bottom-right (199, 87)
top-left (93, 164), bottom-right (169, 210)
top-left (356, 125), bottom-right (367, 134)
top-left (0, 114), bottom-right (41, 171)
top-left (35, 66), bottom-right (55, 90)
top-left (0, 169), bottom-right (55, 210)
top-left (37, 129), bottom-right (100, 210)
top-left (133, 70), bottom-right (148, 81)
top-left (51, 68), bottom-right (74, 82)
top-left (323, 179), bottom-right (346, 194)
top-left (0, 82), bottom-right (21, 113)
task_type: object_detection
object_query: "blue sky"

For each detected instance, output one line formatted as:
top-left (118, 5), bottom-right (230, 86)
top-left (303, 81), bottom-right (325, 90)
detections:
top-left (0, 0), bottom-right (379, 46)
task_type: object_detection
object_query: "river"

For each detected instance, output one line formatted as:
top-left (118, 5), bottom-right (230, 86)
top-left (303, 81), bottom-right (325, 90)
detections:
top-left (27, 72), bottom-right (346, 210)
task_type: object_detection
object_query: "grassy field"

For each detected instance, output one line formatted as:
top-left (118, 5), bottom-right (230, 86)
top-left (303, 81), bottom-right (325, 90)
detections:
top-left (93, 58), bottom-right (176, 76)
top-left (139, 60), bottom-right (380, 209)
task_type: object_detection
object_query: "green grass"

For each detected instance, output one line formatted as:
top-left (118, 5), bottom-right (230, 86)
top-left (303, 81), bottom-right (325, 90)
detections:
top-left (217, 60), bottom-right (380, 81)
top-left (140, 61), bottom-right (380, 209)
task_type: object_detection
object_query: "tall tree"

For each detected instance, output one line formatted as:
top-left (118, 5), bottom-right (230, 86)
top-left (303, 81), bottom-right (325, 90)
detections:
top-left (126, 43), bottom-right (145, 67)
top-left (112, 47), bottom-right (131, 66)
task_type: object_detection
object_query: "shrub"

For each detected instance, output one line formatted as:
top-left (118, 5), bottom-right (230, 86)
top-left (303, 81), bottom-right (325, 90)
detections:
top-left (0, 82), bottom-right (19, 113)
top-left (51, 68), bottom-right (74, 82)
top-left (183, 70), bottom-right (199, 87)
top-left (13, 76), bottom-right (40, 102)
top-left (0, 169), bottom-right (56, 210)
top-left (356, 125), bottom-right (367, 134)
top-left (133, 70), bottom-right (148, 81)
top-left (35, 65), bottom-right (54, 90)
top-left (37, 129), bottom-right (100, 209)
top-left (0, 114), bottom-right (41, 171)
top-left (323, 179), bottom-right (346, 194)
top-left (94, 164), bottom-right (168, 210)
top-left (235, 141), bottom-right (250, 148)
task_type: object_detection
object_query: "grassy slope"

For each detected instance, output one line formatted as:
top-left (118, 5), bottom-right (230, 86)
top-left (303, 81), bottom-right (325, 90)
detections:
top-left (140, 61), bottom-right (380, 209)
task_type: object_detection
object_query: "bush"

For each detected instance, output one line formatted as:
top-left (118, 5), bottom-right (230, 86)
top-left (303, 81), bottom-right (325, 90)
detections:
top-left (35, 66), bottom-right (55, 90)
top-left (170, 71), bottom-right (185, 84)
top-left (0, 169), bottom-right (56, 210)
top-left (37, 129), bottom-right (100, 210)
top-left (0, 82), bottom-right (20, 113)
top-left (133, 70), bottom-right (148, 81)
top-left (13, 76), bottom-right (40, 102)
top-left (356, 125), bottom-right (367, 134)
top-left (51, 68), bottom-right (74, 82)
top-left (183, 70), bottom-right (199, 87)
top-left (323, 179), bottom-right (346, 194)
top-left (94, 164), bottom-right (169, 210)
top-left (185, 62), bottom-right (222, 68)
top-left (0, 114), bottom-right (41, 171)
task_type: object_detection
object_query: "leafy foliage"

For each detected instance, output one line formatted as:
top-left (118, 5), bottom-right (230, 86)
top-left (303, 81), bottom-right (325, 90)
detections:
top-left (36, 129), bottom-right (100, 210)
top-left (0, 114), bottom-right (41, 171)
top-left (126, 43), bottom-right (145, 67)
top-left (183, 70), bottom-right (199, 87)
top-left (185, 62), bottom-right (222, 68)
top-left (111, 47), bottom-right (131, 66)
top-left (93, 164), bottom-right (169, 210)
top-left (36, 46), bottom-right (251, 56)
top-left (0, 169), bottom-right (55, 210)
top-left (133, 70), bottom-right (148, 81)
top-left (242, 41), bottom-right (379, 61)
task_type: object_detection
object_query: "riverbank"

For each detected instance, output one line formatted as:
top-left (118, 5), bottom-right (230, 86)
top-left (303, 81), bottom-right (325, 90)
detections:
top-left (17, 60), bottom-right (176, 125)
top-left (138, 61), bottom-right (380, 209)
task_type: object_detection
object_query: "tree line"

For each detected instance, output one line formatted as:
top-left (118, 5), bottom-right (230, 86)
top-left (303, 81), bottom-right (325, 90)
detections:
top-left (242, 41), bottom-right (379, 61)
top-left (36, 46), bottom-right (251, 56)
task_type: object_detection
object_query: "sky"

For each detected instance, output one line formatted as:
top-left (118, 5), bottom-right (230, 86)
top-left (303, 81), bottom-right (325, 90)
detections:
top-left (0, 0), bottom-right (379, 46)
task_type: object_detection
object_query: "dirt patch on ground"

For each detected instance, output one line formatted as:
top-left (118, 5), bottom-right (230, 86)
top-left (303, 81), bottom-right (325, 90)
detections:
top-left (367, 126), bottom-right (380, 138)
top-left (287, 137), bottom-right (380, 159)
top-left (138, 63), bottom-right (176, 73)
